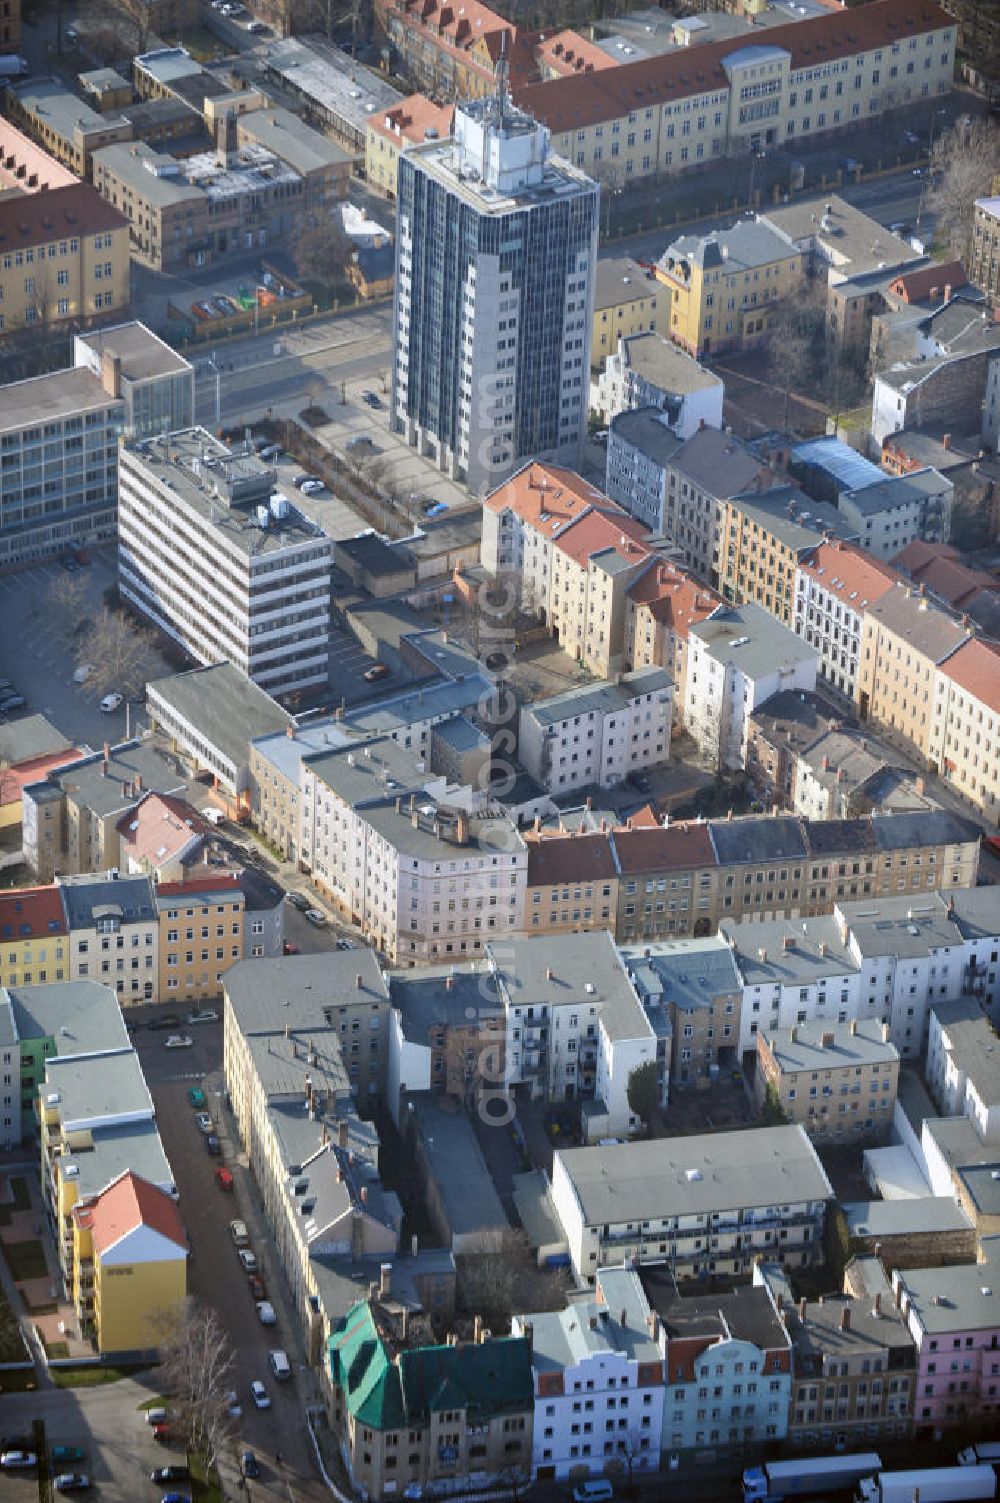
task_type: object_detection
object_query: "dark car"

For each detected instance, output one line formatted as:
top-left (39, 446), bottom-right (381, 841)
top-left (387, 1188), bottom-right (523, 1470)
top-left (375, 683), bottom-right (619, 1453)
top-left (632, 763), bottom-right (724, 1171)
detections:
top-left (241, 1451), bottom-right (260, 1478)
top-left (59, 555), bottom-right (81, 572)
top-left (247, 1273), bottom-right (267, 1300)
top-left (285, 891), bottom-right (311, 912)
top-left (150, 1465), bottom-right (190, 1484)
top-left (362, 390), bottom-right (382, 408)
top-left (0, 694), bottom-right (26, 712)
top-left (205, 1135), bottom-right (221, 1156)
top-left (146, 1014), bottom-right (182, 1031)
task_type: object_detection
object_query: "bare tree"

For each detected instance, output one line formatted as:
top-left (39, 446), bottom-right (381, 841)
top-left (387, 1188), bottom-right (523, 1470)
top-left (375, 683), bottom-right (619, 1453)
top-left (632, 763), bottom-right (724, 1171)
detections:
top-left (76, 605), bottom-right (158, 699)
top-left (155, 1299), bottom-right (236, 1469)
top-left (293, 221), bottom-right (354, 292)
top-left (608, 1423), bottom-right (650, 1496)
top-left (457, 1227), bottom-right (530, 1324)
top-left (927, 118), bottom-right (1000, 264)
top-left (47, 571), bottom-right (89, 639)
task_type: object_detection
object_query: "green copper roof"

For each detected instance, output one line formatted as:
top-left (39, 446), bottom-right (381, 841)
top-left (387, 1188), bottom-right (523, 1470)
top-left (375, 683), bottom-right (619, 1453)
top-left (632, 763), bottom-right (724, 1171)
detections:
top-left (328, 1302), bottom-right (533, 1432)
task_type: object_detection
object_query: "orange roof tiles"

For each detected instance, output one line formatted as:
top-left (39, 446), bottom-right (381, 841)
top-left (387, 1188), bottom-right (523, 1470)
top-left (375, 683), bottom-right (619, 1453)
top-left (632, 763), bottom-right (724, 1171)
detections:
top-left (554, 507), bottom-right (649, 567)
top-left (535, 29), bottom-right (618, 75)
top-left (938, 636), bottom-right (1000, 716)
top-left (893, 541), bottom-right (997, 610)
top-left (513, 0), bottom-right (952, 133)
top-left (82, 1170), bottom-right (186, 1258)
top-left (0, 884), bottom-right (67, 943)
top-left (117, 792), bottom-right (208, 867)
top-left (368, 93), bottom-right (455, 147)
top-left (628, 559), bottom-right (722, 640)
top-left (484, 462), bottom-right (612, 537)
top-left (888, 260), bottom-right (967, 304)
top-left (155, 874), bottom-right (243, 898)
top-left (799, 538), bottom-right (899, 611)
top-left (2, 747), bottom-right (83, 809)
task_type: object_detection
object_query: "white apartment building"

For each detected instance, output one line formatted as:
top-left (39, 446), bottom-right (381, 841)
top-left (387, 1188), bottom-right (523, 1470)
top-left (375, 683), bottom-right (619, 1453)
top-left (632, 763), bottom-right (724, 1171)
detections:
top-left (793, 539), bottom-right (899, 700)
top-left (493, 931), bottom-right (664, 1139)
top-left (721, 913), bottom-right (862, 1059)
top-left (518, 667), bottom-right (672, 794)
top-left (118, 428), bottom-right (332, 697)
top-left (591, 331), bottom-right (725, 434)
top-left (925, 997), bottom-right (1000, 1142)
top-left (394, 95), bottom-right (599, 497)
top-left (686, 603), bottom-right (817, 771)
top-left (481, 462), bottom-right (608, 616)
top-left (58, 871), bottom-right (159, 1005)
top-left (837, 469), bottom-right (953, 560)
top-left (549, 1124), bottom-right (833, 1284)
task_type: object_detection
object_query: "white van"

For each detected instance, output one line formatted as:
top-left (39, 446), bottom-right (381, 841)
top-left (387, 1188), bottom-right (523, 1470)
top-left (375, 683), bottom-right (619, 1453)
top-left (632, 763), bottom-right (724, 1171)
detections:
top-left (269, 1349), bottom-right (291, 1381)
top-left (572, 1484), bottom-right (613, 1503)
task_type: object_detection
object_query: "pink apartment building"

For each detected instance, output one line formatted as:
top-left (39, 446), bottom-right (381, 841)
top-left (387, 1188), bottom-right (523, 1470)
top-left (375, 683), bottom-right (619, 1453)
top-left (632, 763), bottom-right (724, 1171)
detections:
top-left (892, 1236), bottom-right (1000, 1437)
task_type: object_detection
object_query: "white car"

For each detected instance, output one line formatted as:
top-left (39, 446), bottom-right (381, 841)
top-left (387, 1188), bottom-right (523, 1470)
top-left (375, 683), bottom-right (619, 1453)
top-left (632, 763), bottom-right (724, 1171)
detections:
top-left (164, 1034), bottom-right (193, 1049)
top-left (99, 692), bottom-right (124, 713)
top-left (1, 1452), bottom-right (38, 1469)
top-left (303, 908), bottom-right (326, 927)
top-left (249, 1380), bottom-right (271, 1409)
top-left (72, 664), bottom-right (93, 684)
top-left (195, 1112), bottom-right (213, 1133)
top-left (300, 479), bottom-right (324, 495)
top-left (256, 1300), bottom-right (277, 1325)
top-left (186, 1009), bottom-right (218, 1025)
top-left (238, 1249), bottom-right (258, 1273)
top-left (225, 1390), bottom-right (243, 1418)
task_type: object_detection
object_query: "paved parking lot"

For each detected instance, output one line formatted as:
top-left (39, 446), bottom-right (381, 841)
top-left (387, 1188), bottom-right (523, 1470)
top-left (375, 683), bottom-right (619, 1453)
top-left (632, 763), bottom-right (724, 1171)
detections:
top-left (0, 550), bottom-right (174, 752)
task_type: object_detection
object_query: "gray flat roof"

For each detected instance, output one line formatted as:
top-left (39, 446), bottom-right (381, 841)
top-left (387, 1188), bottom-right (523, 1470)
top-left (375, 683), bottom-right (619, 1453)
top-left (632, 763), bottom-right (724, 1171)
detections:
top-left (391, 964), bottom-right (502, 1044)
top-left (238, 106), bottom-right (354, 171)
top-left (527, 1282), bottom-right (661, 1373)
top-left (760, 195), bottom-right (920, 279)
top-left (523, 666), bottom-right (672, 728)
top-left (620, 331), bottom-right (722, 395)
top-left (610, 405), bottom-right (684, 467)
top-left (431, 714), bottom-right (489, 753)
top-left (409, 1093), bottom-right (508, 1240)
top-left (9, 980), bottom-right (129, 1054)
top-left (73, 1118), bottom-right (174, 1199)
top-left (661, 218), bottom-right (796, 275)
top-left (92, 141), bottom-right (203, 208)
top-left (489, 930), bottom-right (650, 1044)
top-left (147, 662), bottom-right (292, 772)
top-left (870, 808), bottom-right (980, 849)
top-left (225, 950), bottom-right (389, 1037)
top-left (709, 813), bottom-right (808, 865)
top-left (246, 1027), bottom-right (350, 1105)
top-left (721, 913), bottom-right (854, 985)
top-left (594, 256), bottom-right (656, 311)
top-left (6, 75), bottom-right (122, 140)
top-left (264, 34), bottom-right (403, 139)
top-left (305, 735), bottom-right (439, 807)
top-left (843, 468), bottom-right (950, 516)
top-left (622, 936), bottom-right (741, 1015)
top-left (842, 1197), bottom-right (973, 1238)
top-left (897, 1239), bottom-right (1000, 1331)
top-left (0, 366), bottom-right (117, 436)
top-left (930, 997), bottom-right (1000, 1104)
top-left (361, 803), bottom-right (523, 864)
top-left (840, 895), bottom-right (963, 960)
top-left (76, 321), bottom-right (193, 383)
top-left (343, 675), bottom-right (493, 738)
top-left (730, 487), bottom-right (858, 550)
top-left (689, 601), bottom-right (815, 676)
top-left (0, 713), bottom-right (72, 766)
top-left (760, 1017), bottom-right (898, 1072)
top-left (134, 46), bottom-right (202, 84)
top-left (24, 740), bottom-right (186, 819)
top-left (45, 1047), bottom-right (153, 1131)
top-left (556, 1123), bottom-right (833, 1225)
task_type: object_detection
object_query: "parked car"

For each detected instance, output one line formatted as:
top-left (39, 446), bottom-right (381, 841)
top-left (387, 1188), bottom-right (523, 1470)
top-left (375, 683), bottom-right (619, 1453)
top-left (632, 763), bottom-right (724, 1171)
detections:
top-left (249, 1379), bottom-right (271, 1409)
top-left (145, 1409), bottom-right (169, 1427)
top-left (282, 941), bottom-right (300, 955)
top-left (285, 891), bottom-right (311, 911)
top-left (99, 692), bottom-right (124, 713)
top-left (195, 1112), bottom-right (213, 1134)
top-left (241, 1451), bottom-right (260, 1479)
top-left (238, 1249), bottom-right (259, 1273)
top-left (164, 1034), bottom-right (193, 1049)
top-left (300, 479), bottom-right (324, 495)
top-left (363, 663), bottom-right (390, 682)
top-left (146, 1013), bottom-right (181, 1031)
top-left (293, 474), bottom-right (314, 489)
top-left (52, 1447), bottom-right (86, 1463)
top-left (248, 1273), bottom-right (267, 1300)
top-left (335, 938), bottom-right (353, 951)
top-left (54, 1476), bottom-right (91, 1494)
top-left (215, 1167), bottom-right (235, 1192)
top-left (150, 1465), bottom-right (189, 1484)
top-left (205, 1135), bottom-right (221, 1156)
top-left (225, 1391), bottom-right (242, 1419)
top-left (229, 1218), bottom-right (249, 1245)
top-left (257, 1300), bottom-right (277, 1325)
top-left (247, 18), bottom-right (270, 32)
top-left (1, 1452), bottom-right (38, 1469)
top-left (0, 694), bottom-right (26, 712)
top-left (303, 909), bottom-right (326, 927)
top-left (362, 390), bottom-right (382, 408)
top-left (72, 664), bottom-right (93, 684)
top-left (151, 1424), bottom-right (171, 1445)
top-left (259, 443), bottom-right (283, 461)
top-left (187, 1087), bottom-right (206, 1109)
top-left (59, 555), bottom-right (81, 572)
top-left (160, 1493), bottom-right (190, 1503)
top-left (0, 679), bottom-right (12, 692)
top-left (186, 1009), bottom-right (217, 1024)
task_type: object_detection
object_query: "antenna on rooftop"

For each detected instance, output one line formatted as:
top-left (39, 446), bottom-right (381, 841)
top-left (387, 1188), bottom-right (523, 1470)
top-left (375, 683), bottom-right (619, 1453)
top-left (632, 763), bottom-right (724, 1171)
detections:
top-left (495, 29), bottom-right (510, 128)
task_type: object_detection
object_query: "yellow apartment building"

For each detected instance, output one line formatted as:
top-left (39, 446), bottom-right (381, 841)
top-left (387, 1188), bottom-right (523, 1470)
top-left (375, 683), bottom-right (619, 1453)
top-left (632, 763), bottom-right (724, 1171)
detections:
top-left (717, 490), bottom-right (857, 623)
top-left (856, 583), bottom-right (972, 762)
top-left (0, 185), bottom-right (129, 336)
top-left (591, 256), bottom-right (666, 368)
top-left (156, 876), bottom-right (245, 1005)
top-left (656, 219), bottom-right (802, 357)
top-left (524, 830), bottom-right (619, 936)
top-left (929, 636), bottom-right (1000, 829)
top-left (365, 96), bottom-right (454, 200)
top-left (755, 1018), bottom-right (899, 1144)
top-left (0, 886), bottom-right (69, 989)
top-left (72, 1170), bottom-right (187, 1357)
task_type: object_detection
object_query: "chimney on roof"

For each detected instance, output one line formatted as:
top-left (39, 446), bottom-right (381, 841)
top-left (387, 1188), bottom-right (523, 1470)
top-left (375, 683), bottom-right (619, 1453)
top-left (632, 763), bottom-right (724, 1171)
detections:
top-left (338, 1119), bottom-right (349, 1149)
top-left (445, 974), bottom-right (455, 991)
top-left (758, 947), bottom-right (767, 963)
top-left (822, 755), bottom-right (830, 771)
top-left (799, 1296), bottom-right (807, 1320)
top-left (821, 1030), bottom-right (834, 1047)
top-left (287, 723), bottom-right (296, 739)
top-left (850, 1018), bottom-right (858, 1036)
top-left (521, 1321), bottom-right (533, 1357)
top-left (356, 973), bottom-right (364, 990)
top-left (818, 941), bottom-right (828, 958)
top-left (944, 284), bottom-right (952, 302)
top-left (790, 1024), bottom-right (798, 1043)
top-left (840, 1305), bottom-right (851, 1332)
top-left (380, 1262), bottom-right (391, 1299)
top-left (943, 433), bottom-right (952, 451)
top-left (546, 966), bottom-right (554, 981)
top-left (882, 1022), bottom-right (890, 1043)
top-left (100, 349), bottom-right (122, 399)
top-left (474, 1313), bottom-right (483, 1343)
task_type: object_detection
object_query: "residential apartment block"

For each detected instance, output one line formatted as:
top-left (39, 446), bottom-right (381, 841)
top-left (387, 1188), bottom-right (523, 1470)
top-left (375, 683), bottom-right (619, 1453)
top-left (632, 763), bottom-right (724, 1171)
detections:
top-left (0, 885), bottom-right (69, 994)
top-left (591, 256), bottom-right (665, 368)
top-left (393, 94), bottom-right (598, 497)
top-left (590, 332), bottom-right (725, 433)
top-left (0, 321), bottom-right (192, 569)
top-left (59, 871), bottom-right (159, 1006)
top-left (0, 183), bottom-right (128, 338)
top-left (365, 94), bottom-right (454, 200)
top-left (547, 508), bottom-right (652, 676)
top-left (856, 583), bottom-right (971, 761)
top-left (925, 997), bottom-right (1000, 1141)
top-left (518, 667), bottom-right (672, 794)
top-left (549, 1124), bottom-right (834, 1283)
top-left (655, 220), bottom-right (802, 358)
top-left (929, 636), bottom-right (1000, 829)
top-left (969, 194), bottom-right (1000, 301)
top-left (523, 830), bottom-right (619, 940)
top-left (514, 0), bottom-right (956, 186)
top-left (717, 488), bottom-right (857, 625)
top-left (623, 934), bottom-right (742, 1088)
top-left (794, 539), bottom-right (899, 700)
top-left (686, 602), bottom-right (818, 771)
top-left (155, 875), bottom-right (245, 1006)
top-left (375, 0), bottom-right (518, 103)
top-left (754, 1018), bottom-right (900, 1144)
top-left (481, 462), bottom-right (611, 616)
top-left (118, 429), bottom-right (333, 697)
top-left (623, 558), bottom-right (722, 726)
top-left (837, 469), bottom-right (953, 560)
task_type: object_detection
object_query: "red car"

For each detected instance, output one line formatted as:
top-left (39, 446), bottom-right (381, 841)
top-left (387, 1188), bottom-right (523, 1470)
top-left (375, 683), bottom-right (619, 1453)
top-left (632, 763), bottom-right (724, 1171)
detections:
top-left (152, 1424), bottom-right (171, 1444)
top-left (282, 941), bottom-right (300, 955)
top-left (248, 1274), bottom-right (267, 1300)
top-left (215, 1167), bottom-right (234, 1192)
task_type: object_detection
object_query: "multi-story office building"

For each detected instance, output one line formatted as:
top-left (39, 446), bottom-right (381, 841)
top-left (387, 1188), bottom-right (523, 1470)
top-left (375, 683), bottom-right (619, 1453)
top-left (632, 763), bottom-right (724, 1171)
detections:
top-left (0, 183), bottom-right (128, 337)
top-left (550, 1124), bottom-right (834, 1284)
top-left (656, 221), bottom-right (802, 358)
top-left (518, 667), bottom-right (672, 794)
top-left (393, 86), bottom-right (599, 497)
top-left (118, 428), bottom-right (332, 697)
top-left (754, 1018), bottom-right (900, 1144)
top-left (686, 603), bottom-right (818, 771)
top-left (0, 321), bottom-right (193, 569)
top-left (515, 0), bottom-right (956, 186)
top-left (793, 540), bottom-right (899, 700)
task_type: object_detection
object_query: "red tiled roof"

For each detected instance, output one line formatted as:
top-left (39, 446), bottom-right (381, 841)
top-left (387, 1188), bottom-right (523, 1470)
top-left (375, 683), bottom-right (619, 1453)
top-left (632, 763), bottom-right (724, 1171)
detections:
top-left (535, 28), bottom-right (618, 75)
top-left (117, 791), bottom-right (208, 866)
top-left (938, 636), bottom-right (1000, 716)
top-left (0, 884), bottom-right (67, 942)
top-left (484, 462), bottom-right (612, 536)
top-left (0, 182), bottom-right (127, 248)
top-left (553, 506), bottom-right (649, 567)
top-left (513, 0), bottom-right (953, 132)
top-left (368, 93), bottom-right (455, 147)
top-left (81, 1170), bottom-right (186, 1258)
top-left (2, 747), bottom-right (83, 809)
top-left (611, 821), bottom-right (717, 873)
top-left (625, 803), bottom-right (660, 829)
top-left (526, 829), bottom-right (618, 884)
top-left (799, 538), bottom-right (899, 611)
top-left (892, 541), bottom-right (997, 609)
top-left (628, 559), bottom-right (722, 640)
top-left (155, 873), bottom-right (243, 899)
top-left (888, 260), bottom-right (967, 304)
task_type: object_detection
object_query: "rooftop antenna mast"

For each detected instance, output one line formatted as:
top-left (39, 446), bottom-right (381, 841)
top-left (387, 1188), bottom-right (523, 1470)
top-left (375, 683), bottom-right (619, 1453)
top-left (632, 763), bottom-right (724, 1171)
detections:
top-left (496, 29), bottom-right (509, 128)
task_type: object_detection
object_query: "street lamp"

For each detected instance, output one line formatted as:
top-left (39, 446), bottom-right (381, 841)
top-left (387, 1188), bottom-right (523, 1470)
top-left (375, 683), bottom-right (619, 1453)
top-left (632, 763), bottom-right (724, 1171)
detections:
top-left (748, 148), bottom-right (765, 214)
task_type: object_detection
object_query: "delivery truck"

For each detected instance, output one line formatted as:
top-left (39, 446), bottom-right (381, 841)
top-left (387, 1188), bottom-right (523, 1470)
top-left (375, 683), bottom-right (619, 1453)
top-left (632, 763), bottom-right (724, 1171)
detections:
top-left (743, 1453), bottom-right (883, 1500)
top-left (857, 1465), bottom-right (997, 1503)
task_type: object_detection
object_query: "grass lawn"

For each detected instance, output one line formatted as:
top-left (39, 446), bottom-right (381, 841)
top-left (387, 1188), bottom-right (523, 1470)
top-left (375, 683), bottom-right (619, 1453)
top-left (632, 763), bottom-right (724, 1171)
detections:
top-left (53, 1363), bottom-right (149, 1388)
top-left (189, 1453), bottom-right (223, 1503)
top-left (0, 1286), bottom-right (30, 1363)
top-left (11, 1176), bottom-right (31, 1211)
top-left (41, 1338), bottom-right (70, 1359)
top-left (3, 1239), bottom-right (48, 1281)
